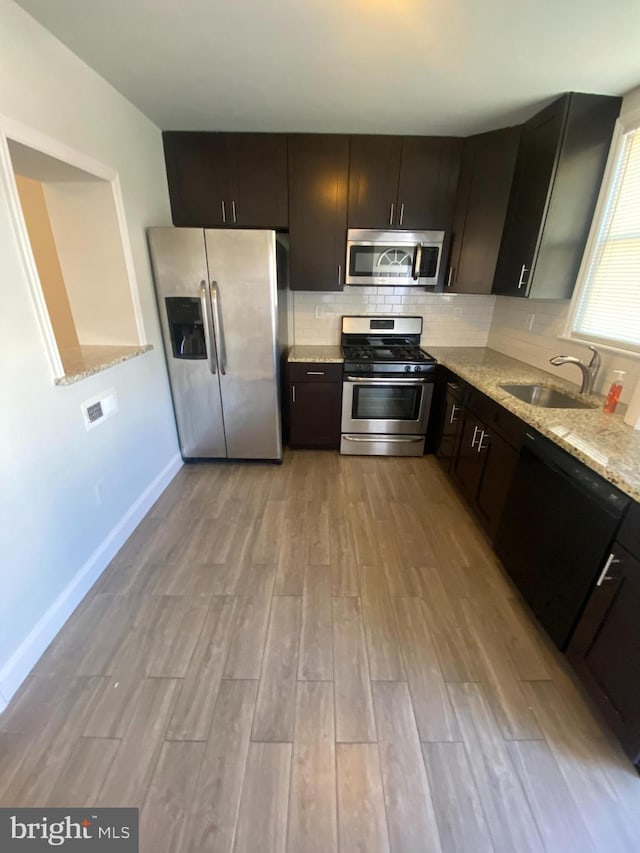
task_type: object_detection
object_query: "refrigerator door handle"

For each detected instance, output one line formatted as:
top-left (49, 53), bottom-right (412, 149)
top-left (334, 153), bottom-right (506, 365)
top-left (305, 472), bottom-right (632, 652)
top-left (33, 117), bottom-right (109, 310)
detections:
top-left (210, 281), bottom-right (226, 375)
top-left (200, 280), bottom-right (217, 375)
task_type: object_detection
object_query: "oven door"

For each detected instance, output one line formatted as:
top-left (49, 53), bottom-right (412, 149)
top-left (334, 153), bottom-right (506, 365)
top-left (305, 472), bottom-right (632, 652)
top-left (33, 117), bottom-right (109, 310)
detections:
top-left (341, 376), bottom-right (433, 435)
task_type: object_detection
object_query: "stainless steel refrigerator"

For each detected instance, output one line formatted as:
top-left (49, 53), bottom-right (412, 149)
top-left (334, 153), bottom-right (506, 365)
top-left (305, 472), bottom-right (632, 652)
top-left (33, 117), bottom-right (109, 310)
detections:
top-left (147, 227), bottom-right (288, 460)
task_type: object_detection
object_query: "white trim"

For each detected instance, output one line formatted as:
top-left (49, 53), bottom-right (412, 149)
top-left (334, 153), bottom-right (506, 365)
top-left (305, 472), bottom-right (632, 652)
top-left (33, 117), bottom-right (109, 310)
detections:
top-left (0, 113), bottom-right (117, 181)
top-left (564, 111), bottom-right (640, 348)
top-left (0, 114), bottom-right (148, 381)
top-left (0, 453), bottom-right (183, 713)
top-left (111, 172), bottom-right (148, 344)
top-left (0, 129), bottom-right (64, 377)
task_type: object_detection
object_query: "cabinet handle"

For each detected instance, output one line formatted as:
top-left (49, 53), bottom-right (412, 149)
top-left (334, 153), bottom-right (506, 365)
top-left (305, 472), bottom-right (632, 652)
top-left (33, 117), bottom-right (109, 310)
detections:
top-left (221, 200), bottom-right (226, 223)
top-left (517, 264), bottom-right (529, 289)
top-left (449, 403), bottom-right (460, 424)
top-left (399, 203), bottom-right (405, 225)
top-left (292, 385), bottom-right (296, 403)
top-left (447, 266), bottom-right (455, 288)
top-left (477, 430), bottom-right (489, 452)
top-left (338, 264), bottom-right (342, 285)
top-left (596, 552), bottom-right (621, 586)
top-left (389, 203), bottom-right (394, 225)
top-left (306, 371), bottom-right (325, 375)
top-left (471, 425), bottom-right (481, 448)
top-left (232, 200), bottom-right (237, 224)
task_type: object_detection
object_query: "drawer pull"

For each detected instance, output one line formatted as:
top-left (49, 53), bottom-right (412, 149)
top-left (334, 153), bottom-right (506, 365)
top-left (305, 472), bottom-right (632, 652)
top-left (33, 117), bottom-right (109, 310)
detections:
top-left (292, 385), bottom-right (296, 403)
top-left (449, 404), bottom-right (460, 424)
top-left (471, 425), bottom-right (481, 448)
top-left (306, 371), bottom-right (325, 375)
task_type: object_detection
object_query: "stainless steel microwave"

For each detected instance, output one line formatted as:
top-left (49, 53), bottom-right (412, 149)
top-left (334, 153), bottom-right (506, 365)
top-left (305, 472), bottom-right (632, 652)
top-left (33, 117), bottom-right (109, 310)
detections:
top-left (345, 229), bottom-right (445, 287)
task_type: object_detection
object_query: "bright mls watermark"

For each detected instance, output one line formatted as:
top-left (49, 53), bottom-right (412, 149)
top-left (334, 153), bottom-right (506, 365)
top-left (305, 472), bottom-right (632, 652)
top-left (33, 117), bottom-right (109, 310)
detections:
top-left (0, 809), bottom-right (138, 850)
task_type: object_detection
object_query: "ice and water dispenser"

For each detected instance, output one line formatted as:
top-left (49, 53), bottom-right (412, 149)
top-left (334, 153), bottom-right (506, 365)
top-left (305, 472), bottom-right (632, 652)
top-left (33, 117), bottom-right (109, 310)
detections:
top-left (165, 297), bottom-right (206, 359)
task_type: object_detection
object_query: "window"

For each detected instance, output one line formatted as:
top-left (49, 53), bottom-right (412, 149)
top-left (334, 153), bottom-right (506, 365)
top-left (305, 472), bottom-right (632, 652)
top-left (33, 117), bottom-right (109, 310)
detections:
top-left (568, 119), bottom-right (640, 354)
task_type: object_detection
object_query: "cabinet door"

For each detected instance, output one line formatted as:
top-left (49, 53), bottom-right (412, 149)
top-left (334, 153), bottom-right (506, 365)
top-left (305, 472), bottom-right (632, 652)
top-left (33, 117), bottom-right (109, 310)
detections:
top-left (448, 127), bottom-right (520, 294)
top-left (436, 388), bottom-right (464, 472)
top-left (347, 135), bottom-right (402, 228)
top-left (288, 134), bottom-right (349, 291)
top-left (451, 410), bottom-right (485, 501)
top-left (226, 134), bottom-right (288, 228)
top-left (397, 137), bottom-right (462, 230)
top-left (492, 97), bottom-right (568, 296)
top-left (568, 544), bottom-right (640, 766)
top-left (289, 381), bottom-right (342, 449)
top-left (163, 132), bottom-right (229, 227)
top-left (475, 430), bottom-right (519, 540)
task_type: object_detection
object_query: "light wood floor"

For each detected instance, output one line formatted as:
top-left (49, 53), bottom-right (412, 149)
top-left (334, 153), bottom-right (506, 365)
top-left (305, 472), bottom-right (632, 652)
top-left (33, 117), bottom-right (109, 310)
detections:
top-left (1, 451), bottom-right (640, 852)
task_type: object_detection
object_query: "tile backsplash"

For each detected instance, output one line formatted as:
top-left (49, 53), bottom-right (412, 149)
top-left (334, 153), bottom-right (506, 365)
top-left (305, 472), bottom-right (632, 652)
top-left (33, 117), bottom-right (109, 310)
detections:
top-left (488, 296), bottom-right (640, 404)
top-left (292, 287), bottom-right (496, 348)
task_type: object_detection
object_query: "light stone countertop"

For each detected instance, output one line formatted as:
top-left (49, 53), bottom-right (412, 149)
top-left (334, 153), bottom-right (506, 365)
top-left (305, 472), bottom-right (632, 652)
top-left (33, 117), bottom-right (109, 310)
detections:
top-left (429, 347), bottom-right (640, 503)
top-left (288, 345), bottom-right (344, 363)
top-left (55, 344), bottom-right (153, 386)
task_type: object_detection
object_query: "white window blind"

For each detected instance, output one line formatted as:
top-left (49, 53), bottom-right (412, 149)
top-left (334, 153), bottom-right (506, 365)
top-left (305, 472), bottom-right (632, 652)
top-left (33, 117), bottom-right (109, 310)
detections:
top-left (573, 126), bottom-right (640, 350)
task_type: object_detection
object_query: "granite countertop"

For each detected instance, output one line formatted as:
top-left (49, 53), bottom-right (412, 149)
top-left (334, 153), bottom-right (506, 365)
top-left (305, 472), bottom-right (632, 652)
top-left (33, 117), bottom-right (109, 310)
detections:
top-left (429, 347), bottom-right (640, 503)
top-left (288, 345), bottom-right (344, 363)
top-left (55, 344), bottom-right (153, 386)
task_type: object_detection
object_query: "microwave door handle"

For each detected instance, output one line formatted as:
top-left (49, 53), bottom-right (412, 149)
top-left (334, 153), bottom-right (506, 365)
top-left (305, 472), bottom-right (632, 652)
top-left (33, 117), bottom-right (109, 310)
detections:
top-left (412, 243), bottom-right (423, 281)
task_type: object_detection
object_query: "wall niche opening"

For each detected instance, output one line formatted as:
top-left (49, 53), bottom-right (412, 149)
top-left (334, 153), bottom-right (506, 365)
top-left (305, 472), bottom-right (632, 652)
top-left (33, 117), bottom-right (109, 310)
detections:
top-left (8, 139), bottom-right (145, 382)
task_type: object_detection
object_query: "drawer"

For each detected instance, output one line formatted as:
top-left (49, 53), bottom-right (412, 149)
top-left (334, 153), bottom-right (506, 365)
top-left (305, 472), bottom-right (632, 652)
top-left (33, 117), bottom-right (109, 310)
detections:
top-left (288, 362), bottom-right (343, 383)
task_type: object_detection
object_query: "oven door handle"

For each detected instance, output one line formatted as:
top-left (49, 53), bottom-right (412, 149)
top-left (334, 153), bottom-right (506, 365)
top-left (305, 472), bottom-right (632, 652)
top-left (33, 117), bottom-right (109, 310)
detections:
top-left (343, 435), bottom-right (424, 444)
top-left (344, 375), bottom-right (429, 384)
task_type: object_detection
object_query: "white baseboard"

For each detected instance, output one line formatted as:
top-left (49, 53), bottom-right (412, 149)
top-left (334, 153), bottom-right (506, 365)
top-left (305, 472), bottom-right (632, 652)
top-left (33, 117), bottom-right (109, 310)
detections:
top-left (0, 453), bottom-right (183, 712)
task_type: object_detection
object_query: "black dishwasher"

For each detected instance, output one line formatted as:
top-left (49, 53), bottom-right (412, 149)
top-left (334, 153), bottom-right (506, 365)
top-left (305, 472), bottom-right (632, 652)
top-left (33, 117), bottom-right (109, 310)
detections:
top-left (494, 431), bottom-right (630, 650)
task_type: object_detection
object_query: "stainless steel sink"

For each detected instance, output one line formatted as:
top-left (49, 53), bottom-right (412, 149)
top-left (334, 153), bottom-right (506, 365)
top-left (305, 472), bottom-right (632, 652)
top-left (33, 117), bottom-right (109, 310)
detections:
top-left (499, 383), bottom-right (597, 409)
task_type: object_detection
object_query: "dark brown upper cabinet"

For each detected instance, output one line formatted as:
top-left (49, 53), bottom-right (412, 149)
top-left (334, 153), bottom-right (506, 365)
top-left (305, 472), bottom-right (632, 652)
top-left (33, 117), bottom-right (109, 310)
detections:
top-left (447, 126), bottom-right (520, 294)
top-left (347, 135), bottom-right (462, 230)
top-left (163, 132), bottom-right (288, 228)
top-left (288, 134), bottom-right (349, 292)
top-left (492, 92), bottom-right (621, 299)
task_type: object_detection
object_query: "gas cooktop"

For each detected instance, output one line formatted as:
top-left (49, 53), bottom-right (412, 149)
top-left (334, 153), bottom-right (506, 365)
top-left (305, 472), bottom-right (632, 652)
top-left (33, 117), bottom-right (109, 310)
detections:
top-left (341, 315), bottom-right (437, 376)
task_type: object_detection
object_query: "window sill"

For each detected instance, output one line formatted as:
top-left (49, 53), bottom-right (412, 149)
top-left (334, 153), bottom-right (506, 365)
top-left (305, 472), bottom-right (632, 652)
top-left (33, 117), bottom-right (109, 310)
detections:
top-left (556, 334), bottom-right (640, 362)
top-left (54, 344), bottom-right (153, 386)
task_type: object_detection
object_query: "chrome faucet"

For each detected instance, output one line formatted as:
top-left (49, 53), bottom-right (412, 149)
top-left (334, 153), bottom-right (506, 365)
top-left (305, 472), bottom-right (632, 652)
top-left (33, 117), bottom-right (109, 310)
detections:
top-left (549, 346), bottom-right (601, 395)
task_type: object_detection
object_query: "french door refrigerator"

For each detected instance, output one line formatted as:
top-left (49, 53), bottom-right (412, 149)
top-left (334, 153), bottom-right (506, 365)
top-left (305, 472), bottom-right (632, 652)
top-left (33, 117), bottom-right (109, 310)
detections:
top-left (147, 227), bottom-right (288, 460)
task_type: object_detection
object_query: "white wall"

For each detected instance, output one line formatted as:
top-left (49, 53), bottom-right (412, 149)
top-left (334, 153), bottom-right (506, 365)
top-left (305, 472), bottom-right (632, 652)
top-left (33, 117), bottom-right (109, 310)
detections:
top-left (488, 84), bottom-right (640, 403)
top-left (44, 180), bottom-right (139, 346)
top-left (0, 0), bottom-right (180, 707)
top-left (293, 288), bottom-right (496, 348)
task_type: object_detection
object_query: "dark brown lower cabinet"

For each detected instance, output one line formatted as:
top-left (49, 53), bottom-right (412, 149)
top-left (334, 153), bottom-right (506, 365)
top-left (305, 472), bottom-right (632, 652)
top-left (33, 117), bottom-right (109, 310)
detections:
top-left (451, 409), bottom-right (519, 540)
top-left (437, 372), bottom-right (525, 541)
top-left (288, 362), bottom-right (342, 449)
top-left (567, 538), bottom-right (640, 770)
top-left (435, 383), bottom-right (464, 472)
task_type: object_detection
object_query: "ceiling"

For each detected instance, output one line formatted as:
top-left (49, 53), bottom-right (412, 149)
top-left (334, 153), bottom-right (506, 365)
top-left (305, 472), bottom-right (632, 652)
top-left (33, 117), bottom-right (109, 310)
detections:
top-left (15, 0), bottom-right (640, 136)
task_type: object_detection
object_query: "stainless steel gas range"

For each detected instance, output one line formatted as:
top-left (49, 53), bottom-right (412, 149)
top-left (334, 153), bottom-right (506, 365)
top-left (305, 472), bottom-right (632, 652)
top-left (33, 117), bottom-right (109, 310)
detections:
top-left (340, 315), bottom-right (437, 456)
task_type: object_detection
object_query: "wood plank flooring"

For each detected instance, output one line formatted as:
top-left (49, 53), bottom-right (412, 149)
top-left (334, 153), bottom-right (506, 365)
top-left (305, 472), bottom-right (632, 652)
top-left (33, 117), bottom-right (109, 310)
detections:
top-left (2, 451), bottom-right (640, 852)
